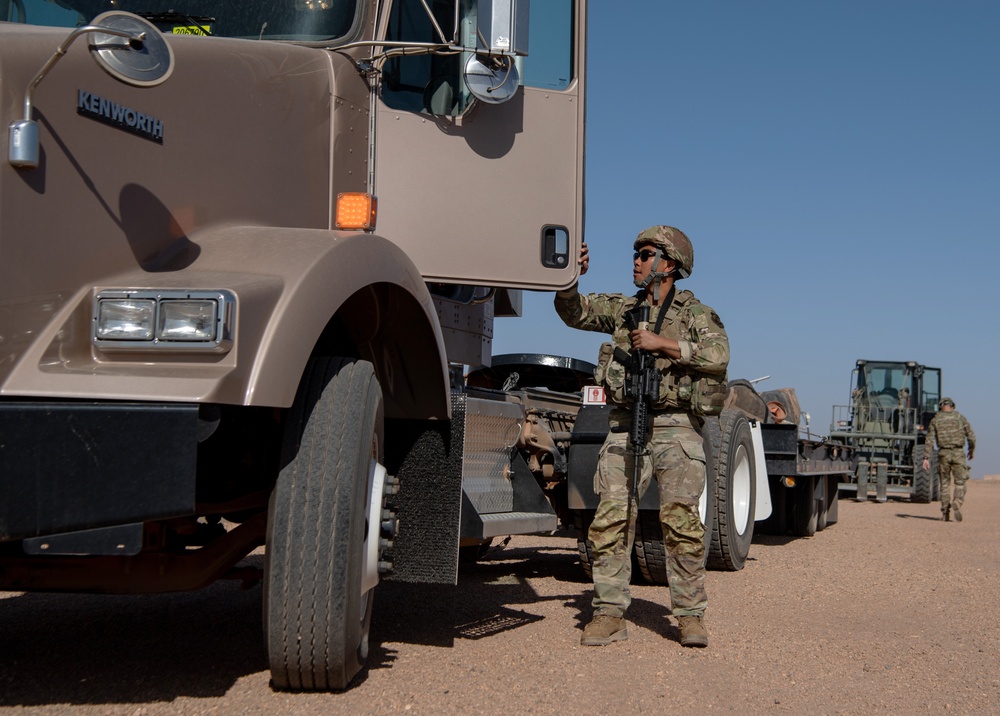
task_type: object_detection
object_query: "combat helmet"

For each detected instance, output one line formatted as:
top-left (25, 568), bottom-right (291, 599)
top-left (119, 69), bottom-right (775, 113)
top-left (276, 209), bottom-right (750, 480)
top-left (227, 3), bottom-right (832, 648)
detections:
top-left (939, 397), bottom-right (955, 409)
top-left (633, 225), bottom-right (694, 279)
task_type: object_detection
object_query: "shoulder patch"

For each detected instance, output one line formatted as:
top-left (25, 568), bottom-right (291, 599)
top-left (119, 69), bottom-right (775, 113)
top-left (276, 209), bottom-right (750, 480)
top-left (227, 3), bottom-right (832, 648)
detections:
top-left (710, 310), bottom-right (724, 328)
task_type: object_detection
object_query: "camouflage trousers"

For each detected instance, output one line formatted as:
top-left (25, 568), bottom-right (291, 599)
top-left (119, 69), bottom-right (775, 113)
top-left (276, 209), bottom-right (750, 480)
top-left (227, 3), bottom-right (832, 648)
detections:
top-left (589, 421), bottom-right (707, 619)
top-left (937, 447), bottom-right (969, 513)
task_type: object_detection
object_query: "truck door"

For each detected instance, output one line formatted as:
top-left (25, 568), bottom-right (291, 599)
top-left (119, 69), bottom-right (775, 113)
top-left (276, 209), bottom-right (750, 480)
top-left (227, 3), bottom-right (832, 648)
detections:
top-left (373, 0), bottom-right (584, 291)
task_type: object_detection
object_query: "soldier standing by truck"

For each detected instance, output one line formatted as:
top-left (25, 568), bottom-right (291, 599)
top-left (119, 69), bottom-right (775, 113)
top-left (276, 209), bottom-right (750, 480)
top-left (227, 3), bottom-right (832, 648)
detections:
top-left (922, 398), bottom-right (976, 522)
top-left (554, 226), bottom-right (729, 648)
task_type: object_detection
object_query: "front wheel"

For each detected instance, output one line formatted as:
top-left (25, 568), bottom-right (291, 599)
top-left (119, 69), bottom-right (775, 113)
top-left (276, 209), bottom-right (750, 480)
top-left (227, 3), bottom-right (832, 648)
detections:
top-left (265, 357), bottom-right (385, 691)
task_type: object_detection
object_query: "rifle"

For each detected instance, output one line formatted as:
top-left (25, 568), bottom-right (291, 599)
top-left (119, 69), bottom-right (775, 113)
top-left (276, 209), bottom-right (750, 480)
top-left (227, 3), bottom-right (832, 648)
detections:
top-left (612, 303), bottom-right (662, 539)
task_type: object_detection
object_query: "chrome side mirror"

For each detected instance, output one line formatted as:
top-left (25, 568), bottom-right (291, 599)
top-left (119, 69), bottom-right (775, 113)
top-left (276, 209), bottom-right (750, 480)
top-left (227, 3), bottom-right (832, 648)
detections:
top-left (8, 11), bottom-right (173, 169)
top-left (463, 0), bottom-right (529, 105)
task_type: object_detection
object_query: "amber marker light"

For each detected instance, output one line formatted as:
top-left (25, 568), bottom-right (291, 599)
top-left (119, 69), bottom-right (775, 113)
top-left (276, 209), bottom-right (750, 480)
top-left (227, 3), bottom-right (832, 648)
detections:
top-left (335, 192), bottom-right (377, 230)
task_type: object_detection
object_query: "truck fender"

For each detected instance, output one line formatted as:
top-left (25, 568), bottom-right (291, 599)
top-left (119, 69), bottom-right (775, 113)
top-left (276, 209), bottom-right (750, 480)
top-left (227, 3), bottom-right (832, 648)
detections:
top-left (2, 227), bottom-right (450, 421)
top-left (227, 228), bottom-right (451, 419)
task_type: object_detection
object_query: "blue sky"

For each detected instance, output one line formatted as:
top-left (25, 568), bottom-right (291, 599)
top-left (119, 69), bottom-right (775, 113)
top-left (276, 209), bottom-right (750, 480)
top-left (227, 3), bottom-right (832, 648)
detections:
top-left (494, 1), bottom-right (999, 478)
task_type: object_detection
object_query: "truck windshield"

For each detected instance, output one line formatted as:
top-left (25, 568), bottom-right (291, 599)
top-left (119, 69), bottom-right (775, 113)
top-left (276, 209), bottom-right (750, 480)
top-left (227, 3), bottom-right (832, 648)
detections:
top-left (3, 0), bottom-right (361, 43)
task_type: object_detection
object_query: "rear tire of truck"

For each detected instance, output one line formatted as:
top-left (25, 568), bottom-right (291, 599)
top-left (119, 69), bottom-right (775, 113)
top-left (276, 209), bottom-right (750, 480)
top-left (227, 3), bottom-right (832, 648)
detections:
top-left (265, 357), bottom-right (384, 691)
top-left (574, 435), bottom-right (718, 586)
top-left (912, 444), bottom-right (934, 503)
top-left (705, 411), bottom-right (756, 571)
top-left (632, 461), bottom-right (717, 584)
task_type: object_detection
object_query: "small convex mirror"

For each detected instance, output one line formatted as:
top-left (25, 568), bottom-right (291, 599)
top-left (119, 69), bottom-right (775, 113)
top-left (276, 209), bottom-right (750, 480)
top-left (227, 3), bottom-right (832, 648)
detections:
top-left (463, 54), bottom-right (520, 104)
top-left (90, 11), bottom-right (174, 87)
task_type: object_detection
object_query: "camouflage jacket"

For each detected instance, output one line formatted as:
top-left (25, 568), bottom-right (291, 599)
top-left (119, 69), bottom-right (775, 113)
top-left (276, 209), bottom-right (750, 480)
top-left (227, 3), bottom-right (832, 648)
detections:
top-left (926, 410), bottom-right (975, 452)
top-left (554, 286), bottom-right (729, 412)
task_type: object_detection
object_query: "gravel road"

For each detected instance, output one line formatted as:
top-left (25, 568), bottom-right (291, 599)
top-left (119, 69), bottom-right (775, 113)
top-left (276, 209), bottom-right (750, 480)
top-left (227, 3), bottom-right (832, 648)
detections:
top-left (2, 481), bottom-right (998, 715)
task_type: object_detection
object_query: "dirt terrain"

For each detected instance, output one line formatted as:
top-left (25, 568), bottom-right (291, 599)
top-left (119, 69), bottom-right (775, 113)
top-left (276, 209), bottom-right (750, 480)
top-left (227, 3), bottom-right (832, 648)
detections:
top-left (2, 480), bottom-right (999, 715)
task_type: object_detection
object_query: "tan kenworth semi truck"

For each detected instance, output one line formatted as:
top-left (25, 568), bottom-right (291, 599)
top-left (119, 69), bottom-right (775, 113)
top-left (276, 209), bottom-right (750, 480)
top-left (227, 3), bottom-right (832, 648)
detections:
top-left (0, 0), bottom-right (587, 691)
top-left (0, 0), bottom-right (851, 693)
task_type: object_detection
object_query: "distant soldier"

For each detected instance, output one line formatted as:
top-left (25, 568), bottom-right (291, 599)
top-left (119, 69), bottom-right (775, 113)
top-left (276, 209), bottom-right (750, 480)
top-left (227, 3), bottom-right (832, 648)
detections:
top-left (922, 398), bottom-right (975, 522)
top-left (554, 226), bottom-right (729, 648)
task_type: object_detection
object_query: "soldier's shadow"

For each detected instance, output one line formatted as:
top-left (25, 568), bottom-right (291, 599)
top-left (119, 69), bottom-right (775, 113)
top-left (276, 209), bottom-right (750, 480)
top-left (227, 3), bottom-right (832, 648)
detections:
top-left (895, 513), bottom-right (945, 521)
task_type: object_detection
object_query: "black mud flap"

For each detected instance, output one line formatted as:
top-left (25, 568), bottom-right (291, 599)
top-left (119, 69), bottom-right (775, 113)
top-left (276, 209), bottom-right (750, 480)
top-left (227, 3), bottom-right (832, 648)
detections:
top-left (383, 411), bottom-right (465, 585)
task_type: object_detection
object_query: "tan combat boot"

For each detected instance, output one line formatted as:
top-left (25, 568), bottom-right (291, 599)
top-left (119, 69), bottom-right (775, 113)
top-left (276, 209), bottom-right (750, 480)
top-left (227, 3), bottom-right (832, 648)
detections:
top-left (580, 614), bottom-right (627, 646)
top-left (942, 507), bottom-right (951, 522)
top-left (677, 615), bottom-right (709, 648)
top-left (953, 505), bottom-right (963, 522)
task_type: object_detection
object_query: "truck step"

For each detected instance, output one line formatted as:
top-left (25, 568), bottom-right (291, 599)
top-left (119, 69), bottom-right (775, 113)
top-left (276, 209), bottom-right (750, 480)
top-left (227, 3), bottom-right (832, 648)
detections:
top-left (474, 512), bottom-right (558, 538)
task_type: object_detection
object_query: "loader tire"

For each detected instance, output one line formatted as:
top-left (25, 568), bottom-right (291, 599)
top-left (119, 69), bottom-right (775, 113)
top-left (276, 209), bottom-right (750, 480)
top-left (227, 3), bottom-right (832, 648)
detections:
top-left (912, 444), bottom-right (934, 503)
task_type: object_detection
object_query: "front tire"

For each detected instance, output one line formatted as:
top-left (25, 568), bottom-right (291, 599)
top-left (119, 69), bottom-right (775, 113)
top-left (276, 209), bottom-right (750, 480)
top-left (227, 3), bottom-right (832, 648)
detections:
top-left (265, 357), bottom-right (384, 691)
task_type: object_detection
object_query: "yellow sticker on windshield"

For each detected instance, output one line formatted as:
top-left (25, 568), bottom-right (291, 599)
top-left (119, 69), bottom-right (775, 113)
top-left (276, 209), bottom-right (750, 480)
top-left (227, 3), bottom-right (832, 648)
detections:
top-left (172, 25), bottom-right (211, 35)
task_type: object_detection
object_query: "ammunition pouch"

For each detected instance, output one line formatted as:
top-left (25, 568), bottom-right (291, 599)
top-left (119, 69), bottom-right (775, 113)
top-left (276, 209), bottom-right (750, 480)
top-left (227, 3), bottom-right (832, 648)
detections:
top-left (596, 342), bottom-right (726, 417)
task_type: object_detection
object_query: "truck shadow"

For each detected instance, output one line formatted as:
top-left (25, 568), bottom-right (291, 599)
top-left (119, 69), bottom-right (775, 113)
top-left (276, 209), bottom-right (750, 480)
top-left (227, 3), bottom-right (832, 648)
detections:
top-left (363, 532), bottom-right (677, 680)
top-left (0, 580), bottom-right (267, 706)
top-left (0, 535), bottom-right (674, 700)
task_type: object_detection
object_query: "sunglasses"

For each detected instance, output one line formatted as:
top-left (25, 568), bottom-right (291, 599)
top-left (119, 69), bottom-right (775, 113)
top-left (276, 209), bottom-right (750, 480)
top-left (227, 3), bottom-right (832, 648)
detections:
top-left (633, 249), bottom-right (658, 262)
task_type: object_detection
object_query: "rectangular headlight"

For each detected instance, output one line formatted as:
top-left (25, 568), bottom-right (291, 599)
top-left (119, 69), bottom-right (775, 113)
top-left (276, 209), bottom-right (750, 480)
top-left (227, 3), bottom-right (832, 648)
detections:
top-left (158, 300), bottom-right (218, 341)
top-left (93, 290), bottom-right (234, 353)
top-left (96, 299), bottom-right (155, 340)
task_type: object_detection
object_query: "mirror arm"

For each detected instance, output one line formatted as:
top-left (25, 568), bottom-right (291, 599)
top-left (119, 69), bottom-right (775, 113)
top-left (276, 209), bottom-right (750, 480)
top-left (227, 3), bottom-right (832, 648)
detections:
top-left (21, 25), bottom-right (143, 121)
top-left (415, 0), bottom-right (450, 44)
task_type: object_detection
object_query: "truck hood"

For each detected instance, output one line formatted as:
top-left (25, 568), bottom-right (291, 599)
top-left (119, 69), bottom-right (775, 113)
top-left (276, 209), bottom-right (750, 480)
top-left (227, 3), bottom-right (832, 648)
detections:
top-left (0, 23), bottom-right (351, 387)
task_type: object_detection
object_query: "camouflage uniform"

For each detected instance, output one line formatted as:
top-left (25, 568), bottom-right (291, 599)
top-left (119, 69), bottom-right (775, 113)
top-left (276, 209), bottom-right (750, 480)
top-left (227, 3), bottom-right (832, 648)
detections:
top-left (925, 408), bottom-right (975, 516)
top-left (555, 288), bottom-right (729, 618)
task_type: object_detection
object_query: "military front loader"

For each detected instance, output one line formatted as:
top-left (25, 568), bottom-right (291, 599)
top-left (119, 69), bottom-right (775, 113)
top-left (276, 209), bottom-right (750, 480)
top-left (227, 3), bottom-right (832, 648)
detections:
top-left (830, 359), bottom-right (942, 502)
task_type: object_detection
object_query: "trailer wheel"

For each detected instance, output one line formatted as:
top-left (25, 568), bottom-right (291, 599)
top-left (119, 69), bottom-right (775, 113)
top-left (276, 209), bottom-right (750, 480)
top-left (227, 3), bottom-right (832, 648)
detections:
top-left (816, 475), bottom-right (830, 531)
top-left (912, 444), bottom-right (934, 503)
top-left (824, 474), bottom-right (840, 526)
top-left (705, 411), bottom-right (756, 571)
top-left (265, 357), bottom-right (384, 691)
top-left (790, 475), bottom-right (818, 537)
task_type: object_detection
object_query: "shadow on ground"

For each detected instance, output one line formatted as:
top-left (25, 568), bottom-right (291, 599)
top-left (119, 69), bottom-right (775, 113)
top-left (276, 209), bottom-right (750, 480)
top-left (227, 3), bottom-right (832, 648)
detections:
top-left (0, 578), bottom-right (267, 706)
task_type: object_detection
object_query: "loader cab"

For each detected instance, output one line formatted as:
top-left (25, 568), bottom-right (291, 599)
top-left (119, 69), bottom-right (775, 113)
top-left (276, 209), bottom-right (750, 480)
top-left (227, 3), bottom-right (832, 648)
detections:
top-left (851, 360), bottom-right (941, 435)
